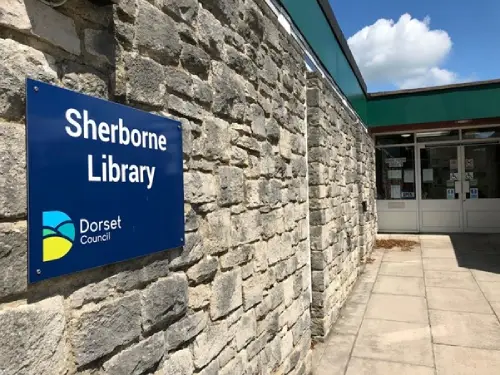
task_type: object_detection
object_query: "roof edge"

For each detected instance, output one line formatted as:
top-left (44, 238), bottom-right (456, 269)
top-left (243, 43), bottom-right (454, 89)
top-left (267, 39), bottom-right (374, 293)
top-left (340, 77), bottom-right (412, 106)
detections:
top-left (315, 0), bottom-right (368, 94)
top-left (369, 78), bottom-right (500, 98)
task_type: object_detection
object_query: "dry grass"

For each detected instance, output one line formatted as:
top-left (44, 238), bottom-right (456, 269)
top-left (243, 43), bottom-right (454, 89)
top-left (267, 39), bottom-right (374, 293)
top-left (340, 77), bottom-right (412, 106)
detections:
top-left (376, 238), bottom-right (419, 252)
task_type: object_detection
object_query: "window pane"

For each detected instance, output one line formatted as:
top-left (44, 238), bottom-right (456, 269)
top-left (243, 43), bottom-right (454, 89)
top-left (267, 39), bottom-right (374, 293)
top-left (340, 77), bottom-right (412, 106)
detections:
top-left (462, 126), bottom-right (500, 140)
top-left (420, 146), bottom-right (458, 200)
top-left (376, 133), bottom-right (414, 145)
top-left (416, 130), bottom-right (459, 143)
top-left (464, 144), bottom-right (500, 198)
top-left (376, 147), bottom-right (416, 200)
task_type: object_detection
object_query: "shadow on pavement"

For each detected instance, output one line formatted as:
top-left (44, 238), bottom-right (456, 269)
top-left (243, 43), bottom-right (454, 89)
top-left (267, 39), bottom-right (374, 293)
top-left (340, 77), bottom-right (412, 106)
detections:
top-left (450, 234), bottom-right (500, 274)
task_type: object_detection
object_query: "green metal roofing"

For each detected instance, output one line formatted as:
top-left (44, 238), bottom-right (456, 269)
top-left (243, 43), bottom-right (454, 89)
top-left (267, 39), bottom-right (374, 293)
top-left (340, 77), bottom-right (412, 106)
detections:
top-left (368, 80), bottom-right (500, 127)
top-left (278, 0), bottom-right (500, 128)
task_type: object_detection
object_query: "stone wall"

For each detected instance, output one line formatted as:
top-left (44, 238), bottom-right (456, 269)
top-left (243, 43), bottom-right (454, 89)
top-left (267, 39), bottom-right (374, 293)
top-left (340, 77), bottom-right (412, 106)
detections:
top-left (0, 0), bottom-right (313, 374)
top-left (306, 72), bottom-right (377, 339)
top-left (0, 0), bottom-right (377, 374)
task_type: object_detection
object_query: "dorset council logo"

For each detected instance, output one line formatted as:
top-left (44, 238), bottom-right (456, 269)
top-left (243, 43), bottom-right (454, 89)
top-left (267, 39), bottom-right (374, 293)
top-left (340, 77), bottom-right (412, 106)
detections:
top-left (42, 211), bottom-right (75, 262)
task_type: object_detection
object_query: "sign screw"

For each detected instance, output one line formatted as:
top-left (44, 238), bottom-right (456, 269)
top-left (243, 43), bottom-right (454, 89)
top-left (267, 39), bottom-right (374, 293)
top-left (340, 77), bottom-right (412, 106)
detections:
top-left (36, 269), bottom-right (41, 275)
top-left (180, 237), bottom-right (184, 242)
top-left (34, 86), bottom-right (39, 92)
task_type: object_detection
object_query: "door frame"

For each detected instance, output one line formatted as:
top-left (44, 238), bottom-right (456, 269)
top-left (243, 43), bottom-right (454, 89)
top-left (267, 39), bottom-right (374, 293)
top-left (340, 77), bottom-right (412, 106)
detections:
top-left (416, 139), bottom-right (500, 233)
top-left (416, 143), bottom-right (464, 232)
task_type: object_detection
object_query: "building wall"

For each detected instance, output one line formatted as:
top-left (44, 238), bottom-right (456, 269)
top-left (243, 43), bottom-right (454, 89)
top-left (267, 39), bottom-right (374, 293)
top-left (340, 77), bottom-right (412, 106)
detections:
top-left (306, 73), bottom-right (377, 339)
top-left (0, 0), bottom-right (375, 374)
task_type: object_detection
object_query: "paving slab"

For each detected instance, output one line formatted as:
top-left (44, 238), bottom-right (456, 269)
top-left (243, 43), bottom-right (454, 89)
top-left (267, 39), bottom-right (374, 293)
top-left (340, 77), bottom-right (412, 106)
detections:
top-left (477, 281), bottom-right (500, 302)
top-left (379, 262), bottom-right (423, 278)
top-left (365, 294), bottom-right (428, 323)
top-left (424, 270), bottom-right (478, 290)
top-left (472, 269), bottom-right (500, 282)
top-left (430, 309), bottom-right (500, 350)
top-left (383, 251), bottom-right (422, 262)
top-left (352, 319), bottom-right (434, 367)
top-left (345, 357), bottom-right (434, 375)
top-left (333, 299), bottom-right (366, 335)
top-left (426, 286), bottom-right (492, 314)
top-left (373, 275), bottom-right (425, 296)
top-left (314, 334), bottom-right (356, 375)
top-left (422, 248), bottom-right (457, 258)
top-left (491, 302), bottom-right (500, 318)
top-left (422, 258), bottom-right (469, 272)
top-left (434, 344), bottom-right (500, 375)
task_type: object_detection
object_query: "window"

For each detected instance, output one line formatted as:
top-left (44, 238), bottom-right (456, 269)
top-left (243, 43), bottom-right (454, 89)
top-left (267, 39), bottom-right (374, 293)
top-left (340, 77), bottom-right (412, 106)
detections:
top-left (462, 126), bottom-right (500, 140)
top-left (376, 133), bottom-right (414, 146)
top-left (376, 146), bottom-right (416, 200)
top-left (416, 130), bottom-right (459, 143)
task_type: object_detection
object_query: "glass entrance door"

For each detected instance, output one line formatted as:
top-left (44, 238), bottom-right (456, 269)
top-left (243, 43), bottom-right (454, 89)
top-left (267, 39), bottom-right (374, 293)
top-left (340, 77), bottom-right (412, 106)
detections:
top-left (461, 143), bottom-right (500, 232)
top-left (418, 145), bottom-right (463, 232)
top-left (417, 142), bottom-right (500, 233)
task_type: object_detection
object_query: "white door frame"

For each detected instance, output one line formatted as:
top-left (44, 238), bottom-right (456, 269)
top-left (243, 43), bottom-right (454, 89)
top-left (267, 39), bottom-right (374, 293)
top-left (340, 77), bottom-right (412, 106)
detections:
top-left (416, 139), bottom-right (500, 233)
top-left (416, 143), bottom-right (463, 232)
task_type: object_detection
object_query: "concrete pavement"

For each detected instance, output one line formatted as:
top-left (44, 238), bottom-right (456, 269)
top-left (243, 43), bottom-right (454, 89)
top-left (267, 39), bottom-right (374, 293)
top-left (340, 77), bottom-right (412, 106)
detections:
top-left (312, 234), bottom-right (500, 375)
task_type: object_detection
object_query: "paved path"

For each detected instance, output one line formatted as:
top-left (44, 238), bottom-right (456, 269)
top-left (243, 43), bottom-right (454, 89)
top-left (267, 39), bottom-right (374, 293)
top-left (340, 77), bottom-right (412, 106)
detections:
top-left (313, 234), bottom-right (500, 375)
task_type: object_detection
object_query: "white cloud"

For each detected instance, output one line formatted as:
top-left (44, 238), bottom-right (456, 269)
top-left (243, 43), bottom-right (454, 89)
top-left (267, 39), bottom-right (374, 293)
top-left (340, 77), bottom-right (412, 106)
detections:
top-left (347, 14), bottom-right (463, 90)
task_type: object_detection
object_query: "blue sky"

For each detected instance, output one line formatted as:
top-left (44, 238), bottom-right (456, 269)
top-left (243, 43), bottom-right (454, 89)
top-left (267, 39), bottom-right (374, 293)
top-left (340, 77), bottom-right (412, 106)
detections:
top-left (330, 0), bottom-right (500, 92)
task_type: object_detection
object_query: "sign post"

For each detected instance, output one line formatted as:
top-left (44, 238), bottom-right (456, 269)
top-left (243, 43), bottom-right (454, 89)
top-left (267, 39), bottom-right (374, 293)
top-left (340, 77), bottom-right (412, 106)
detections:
top-left (26, 79), bottom-right (184, 283)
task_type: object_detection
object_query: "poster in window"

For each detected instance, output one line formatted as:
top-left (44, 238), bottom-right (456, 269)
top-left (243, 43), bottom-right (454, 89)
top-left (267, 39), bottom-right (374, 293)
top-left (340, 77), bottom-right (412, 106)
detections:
top-left (388, 169), bottom-right (402, 179)
top-left (403, 169), bottom-right (414, 183)
top-left (423, 168), bottom-right (434, 182)
top-left (390, 185), bottom-right (401, 199)
top-left (447, 188), bottom-right (455, 200)
top-left (450, 159), bottom-right (458, 170)
top-left (470, 188), bottom-right (479, 199)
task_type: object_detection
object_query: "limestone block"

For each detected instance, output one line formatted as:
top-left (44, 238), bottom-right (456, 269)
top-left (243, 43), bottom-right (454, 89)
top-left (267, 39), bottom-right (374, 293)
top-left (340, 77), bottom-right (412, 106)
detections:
top-left (0, 221), bottom-right (27, 299)
top-left (188, 283), bottom-right (211, 310)
top-left (186, 256), bottom-right (218, 285)
top-left (236, 310), bottom-right (257, 350)
top-left (197, 361), bottom-right (219, 375)
top-left (220, 244), bottom-right (253, 269)
top-left (159, 348), bottom-right (194, 375)
top-left (168, 95), bottom-right (204, 121)
top-left (192, 320), bottom-right (231, 369)
top-left (103, 332), bottom-right (165, 375)
top-left (0, 39), bottom-right (57, 120)
top-left (0, 297), bottom-right (66, 375)
top-left (61, 64), bottom-right (108, 99)
top-left (164, 66), bottom-right (193, 97)
top-left (162, 0), bottom-right (198, 23)
top-left (72, 293), bottom-right (142, 366)
top-left (199, 209), bottom-right (231, 254)
top-left (141, 273), bottom-right (188, 332)
top-left (194, 118), bottom-right (230, 162)
top-left (218, 166), bottom-right (245, 206)
top-left (0, 123), bottom-right (26, 219)
top-left (243, 274), bottom-right (265, 310)
top-left (0, 0), bottom-right (80, 54)
top-left (212, 62), bottom-right (245, 120)
top-left (197, 7), bottom-right (224, 57)
top-left (125, 54), bottom-right (166, 107)
top-left (210, 269), bottom-right (243, 320)
top-left (184, 171), bottom-right (217, 204)
top-left (136, 0), bottom-right (181, 64)
top-left (192, 77), bottom-right (213, 105)
top-left (220, 355), bottom-right (244, 375)
top-left (231, 210), bottom-right (261, 246)
top-left (84, 29), bottom-right (114, 64)
top-left (166, 311), bottom-right (208, 350)
top-left (181, 44), bottom-right (211, 78)
top-left (199, 0), bottom-right (239, 25)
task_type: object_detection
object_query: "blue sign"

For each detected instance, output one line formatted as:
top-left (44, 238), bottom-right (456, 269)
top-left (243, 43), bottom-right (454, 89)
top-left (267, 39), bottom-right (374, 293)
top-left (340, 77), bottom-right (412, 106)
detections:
top-left (26, 79), bottom-right (184, 283)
